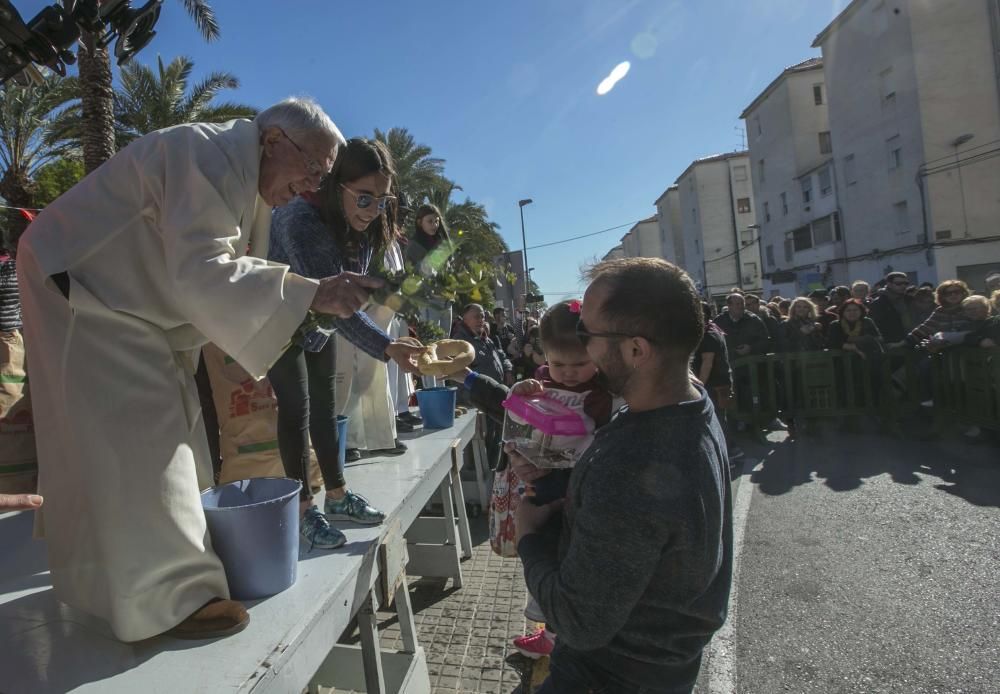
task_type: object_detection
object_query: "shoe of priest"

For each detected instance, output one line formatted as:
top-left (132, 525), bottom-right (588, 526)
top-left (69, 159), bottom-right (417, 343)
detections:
top-left (165, 598), bottom-right (249, 639)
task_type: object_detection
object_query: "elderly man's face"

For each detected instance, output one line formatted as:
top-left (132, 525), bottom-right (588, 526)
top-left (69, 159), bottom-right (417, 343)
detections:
top-left (728, 297), bottom-right (745, 320)
top-left (258, 127), bottom-right (337, 207)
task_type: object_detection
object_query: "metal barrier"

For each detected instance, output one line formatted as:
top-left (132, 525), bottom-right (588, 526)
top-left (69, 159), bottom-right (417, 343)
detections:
top-left (729, 347), bottom-right (1000, 435)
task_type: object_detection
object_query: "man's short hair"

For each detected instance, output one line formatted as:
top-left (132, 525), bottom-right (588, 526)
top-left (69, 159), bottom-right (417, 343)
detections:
top-left (585, 258), bottom-right (703, 360)
top-left (462, 303), bottom-right (485, 316)
top-left (808, 289), bottom-right (828, 301)
top-left (493, 307), bottom-right (506, 316)
top-left (885, 271), bottom-right (909, 284)
top-left (832, 285), bottom-right (850, 298)
top-left (255, 97), bottom-right (346, 148)
top-left (726, 292), bottom-right (746, 306)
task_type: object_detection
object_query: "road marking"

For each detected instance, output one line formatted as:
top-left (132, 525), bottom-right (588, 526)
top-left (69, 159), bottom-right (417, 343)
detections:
top-left (705, 453), bottom-right (764, 694)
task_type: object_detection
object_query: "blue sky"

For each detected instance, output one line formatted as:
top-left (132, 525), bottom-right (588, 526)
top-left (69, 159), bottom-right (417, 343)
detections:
top-left (32, 0), bottom-right (849, 299)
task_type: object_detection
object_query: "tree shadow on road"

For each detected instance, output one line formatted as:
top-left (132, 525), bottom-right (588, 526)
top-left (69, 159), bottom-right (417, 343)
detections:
top-left (739, 422), bottom-right (1000, 508)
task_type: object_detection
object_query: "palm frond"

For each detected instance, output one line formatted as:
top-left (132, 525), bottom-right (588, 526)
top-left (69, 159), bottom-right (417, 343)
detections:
top-left (180, 0), bottom-right (220, 41)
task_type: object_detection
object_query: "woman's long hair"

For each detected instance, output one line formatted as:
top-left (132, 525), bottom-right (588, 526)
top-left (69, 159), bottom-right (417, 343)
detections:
top-left (412, 203), bottom-right (452, 248)
top-left (787, 297), bottom-right (819, 322)
top-left (314, 137), bottom-right (397, 266)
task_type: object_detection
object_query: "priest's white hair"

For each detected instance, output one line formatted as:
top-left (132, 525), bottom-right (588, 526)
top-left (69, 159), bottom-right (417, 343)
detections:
top-left (255, 97), bottom-right (345, 148)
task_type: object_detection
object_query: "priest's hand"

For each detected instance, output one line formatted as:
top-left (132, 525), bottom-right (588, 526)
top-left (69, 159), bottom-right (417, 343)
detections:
top-left (312, 273), bottom-right (385, 318)
top-left (385, 340), bottom-right (425, 374)
top-left (0, 493), bottom-right (43, 512)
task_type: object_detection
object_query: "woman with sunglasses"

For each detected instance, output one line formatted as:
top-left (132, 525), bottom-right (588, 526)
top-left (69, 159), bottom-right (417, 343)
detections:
top-left (267, 137), bottom-right (422, 550)
top-left (405, 204), bottom-right (455, 342)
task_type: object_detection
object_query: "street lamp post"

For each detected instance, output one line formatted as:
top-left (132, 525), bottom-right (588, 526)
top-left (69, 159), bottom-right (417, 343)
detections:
top-left (951, 133), bottom-right (974, 238)
top-left (518, 198), bottom-right (533, 301)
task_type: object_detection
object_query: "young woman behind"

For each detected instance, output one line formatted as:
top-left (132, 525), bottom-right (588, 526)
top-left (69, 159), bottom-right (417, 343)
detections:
top-left (267, 138), bottom-right (421, 550)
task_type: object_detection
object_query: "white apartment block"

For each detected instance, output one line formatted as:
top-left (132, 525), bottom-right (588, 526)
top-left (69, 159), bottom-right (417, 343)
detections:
top-left (654, 185), bottom-right (686, 266)
top-left (742, 57), bottom-right (845, 298)
top-left (814, 0), bottom-right (1000, 291)
top-left (675, 152), bottom-right (762, 299)
top-left (619, 216), bottom-right (664, 259)
top-left (602, 245), bottom-right (626, 262)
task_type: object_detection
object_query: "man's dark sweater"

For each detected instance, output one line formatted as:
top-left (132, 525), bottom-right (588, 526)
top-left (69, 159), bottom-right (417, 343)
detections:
top-left (713, 310), bottom-right (769, 356)
top-left (518, 387), bottom-right (733, 686)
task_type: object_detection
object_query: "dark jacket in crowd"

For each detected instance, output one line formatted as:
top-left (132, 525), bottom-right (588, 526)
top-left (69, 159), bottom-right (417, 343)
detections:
top-left (964, 316), bottom-right (1000, 346)
top-left (753, 309), bottom-right (781, 353)
top-left (518, 387), bottom-right (732, 688)
top-left (905, 304), bottom-right (976, 346)
top-left (693, 325), bottom-right (733, 389)
top-left (781, 318), bottom-right (826, 352)
top-left (867, 292), bottom-right (914, 343)
top-left (827, 317), bottom-right (883, 356)
top-left (453, 322), bottom-right (512, 384)
top-left (713, 310), bottom-right (770, 356)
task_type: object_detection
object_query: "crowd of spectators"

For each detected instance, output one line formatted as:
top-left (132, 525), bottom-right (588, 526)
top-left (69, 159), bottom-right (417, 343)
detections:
top-left (697, 270), bottom-right (1000, 438)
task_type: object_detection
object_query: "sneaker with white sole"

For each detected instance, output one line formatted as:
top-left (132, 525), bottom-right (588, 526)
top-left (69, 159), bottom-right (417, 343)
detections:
top-left (300, 506), bottom-right (346, 550)
top-left (325, 490), bottom-right (386, 525)
top-left (513, 627), bottom-right (555, 659)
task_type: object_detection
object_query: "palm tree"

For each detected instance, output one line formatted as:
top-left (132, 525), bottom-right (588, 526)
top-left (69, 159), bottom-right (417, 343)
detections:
top-left (114, 55), bottom-right (256, 145)
top-left (73, 0), bottom-right (221, 173)
top-left (0, 75), bottom-right (79, 243)
top-left (374, 127), bottom-right (446, 202)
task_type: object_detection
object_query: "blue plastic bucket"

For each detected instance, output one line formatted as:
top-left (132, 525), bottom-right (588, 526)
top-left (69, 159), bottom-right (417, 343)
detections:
top-left (337, 415), bottom-right (349, 467)
top-left (201, 477), bottom-right (302, 600)
top-left (416, 386), bottom-right (457, 429)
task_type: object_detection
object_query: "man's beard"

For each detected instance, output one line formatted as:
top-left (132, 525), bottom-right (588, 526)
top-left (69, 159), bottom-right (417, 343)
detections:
top-left (594, 345), bottom-right (631, 396)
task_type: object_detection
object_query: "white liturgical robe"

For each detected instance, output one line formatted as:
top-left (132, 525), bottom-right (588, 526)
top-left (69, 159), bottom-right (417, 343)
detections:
top-left (17, 119), bottom-right (318, 641)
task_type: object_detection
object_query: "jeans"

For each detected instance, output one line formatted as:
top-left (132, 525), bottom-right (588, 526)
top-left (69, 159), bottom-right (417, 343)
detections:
top-left (267, 340), bottom-right (345, 499)
top-left (536, 643), bottom-right (697, 694)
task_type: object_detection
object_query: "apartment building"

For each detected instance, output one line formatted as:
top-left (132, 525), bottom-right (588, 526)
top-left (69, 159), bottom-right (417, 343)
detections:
top-left (813, 0), bottom-right (1000, 290)
top-left (741, 57), bottom-right (846, 298)
top-left (675, 152), bottom-right (762, 299)
top-left (653, 185), bottom-right (686, 266)
top-left (619, 216), bottom-right (664, 259)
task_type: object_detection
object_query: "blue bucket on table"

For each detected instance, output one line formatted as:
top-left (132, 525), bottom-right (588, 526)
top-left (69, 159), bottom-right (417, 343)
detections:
top-left (416, 386), bottom-right (457, 429)
top-left (201, 477), bottom-right (302, 600)
top-left (337, 414), bottom-right (349, 467)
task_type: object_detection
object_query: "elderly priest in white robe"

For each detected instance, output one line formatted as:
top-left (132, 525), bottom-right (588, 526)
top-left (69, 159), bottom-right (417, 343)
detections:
top-left (17, 98), bottom-right (411, 642)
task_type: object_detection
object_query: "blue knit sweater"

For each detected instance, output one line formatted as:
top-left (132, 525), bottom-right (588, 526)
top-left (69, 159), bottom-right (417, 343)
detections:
top-left (269, 197), bottom-right (391, 359)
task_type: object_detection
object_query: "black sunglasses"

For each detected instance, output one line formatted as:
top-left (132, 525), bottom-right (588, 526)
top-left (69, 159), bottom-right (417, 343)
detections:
top-left (575, 317), bottom-right (639, 346)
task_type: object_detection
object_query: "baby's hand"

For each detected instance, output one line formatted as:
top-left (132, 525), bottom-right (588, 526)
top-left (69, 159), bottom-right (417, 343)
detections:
top-left (511, 379), bottom-right (544, 396)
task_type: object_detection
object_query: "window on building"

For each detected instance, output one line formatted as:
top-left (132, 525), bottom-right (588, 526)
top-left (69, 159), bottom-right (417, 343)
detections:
top-left (887, 135), bottom-right (902, 170)
top-left (844, 154), bottom-right (857, 185)
top-left (819, 131), bottom-right (832, 155)
top-left (737, 197), bottom-right (752, 214)
top-left (764, 201), bottom-right (770, 222)
top-left (784, 238), bottom-right (793, 262)
top-left (813, 84), bottom-right (824, 105)
top-left (801, 176), bottom-right (812, 204)
top-left (734, 165), bottom-right (748, 181)
top-left (753, 115), bottom-right (762, 137)
top-left (780, 192), bottom-right (788, 215)
top-left (894, 201), bottom-right (909, 234)
top-left (766, 244), bottom-right (775, 268)
top-left (692, 208), bottom-right (698, 224)
top-left (813, 215), bottom-right (834, 245)
top-left (741, 229), bottom-right (754, 246)
top-left (818, 166), bottom-right (833, 196)
top-left (833, 212), bottom-right (842, 240)
top-left (792, 226), bottom-right (813, 251)
top-left (758, 159), bottom-right (765, 182)
top-left (743, 262), bottom-right (758, 283)
top-left (880, 67), bottom-right (896, 108)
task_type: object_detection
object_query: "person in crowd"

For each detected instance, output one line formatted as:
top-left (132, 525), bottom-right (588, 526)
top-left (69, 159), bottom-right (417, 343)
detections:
top-left (778, 299), bottom-right (792, 317)
top-left (869, 271), bottom-right (916, 347)
top-left (966, 290), bottom-right (1000, 347)
top-left (910, 286), bottom-right (937, 326)
top-left (905, 285), bottom-right (918, 299)
top-left (406, 203), bottom-right (454, 336)
top-left (827, 299), bottom-right (883, 359)
top-left (16, 98), bottom-right (395, 641)
top-left (510, 257), bottom-right (732, 693)
top-left (694, 302), bottom-right (741, 461)
top-left (454, 303), bottom-right (513, 469)
top-left (386, 193), bottom-right (422, 434)
top-left (745, 293), bottom-right (780, 352)
top-left (985, 272), bottom-right (1000, 297)
top-left (513, 324), bottom-right (547, 380)
top-left (781, 298), bottom-right (826, 352)
top-left (268, 138), bottom-right (424, 550)
top-left (713, 292), bottom-right (770, 358)
top-left (851, 280), bottom-right (871, 303)
top-left (903, 280), bottom-right (974, 349)
top-left (808, 289), bottom-right (831, 315)
top-left (492, 307), bottom-right (516, 354)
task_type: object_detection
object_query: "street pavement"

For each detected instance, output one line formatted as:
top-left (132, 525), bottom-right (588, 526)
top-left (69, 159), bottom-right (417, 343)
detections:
top-left (697, 423), bottom-right (999, 694)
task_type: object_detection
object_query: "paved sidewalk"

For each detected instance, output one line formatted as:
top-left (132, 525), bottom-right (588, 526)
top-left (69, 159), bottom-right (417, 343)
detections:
top-left (336, 517), bottom-right (546, 694)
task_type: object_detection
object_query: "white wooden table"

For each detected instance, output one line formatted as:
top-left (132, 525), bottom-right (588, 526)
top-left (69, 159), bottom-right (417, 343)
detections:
top-left (0, 412), bottom-right (479, 694)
